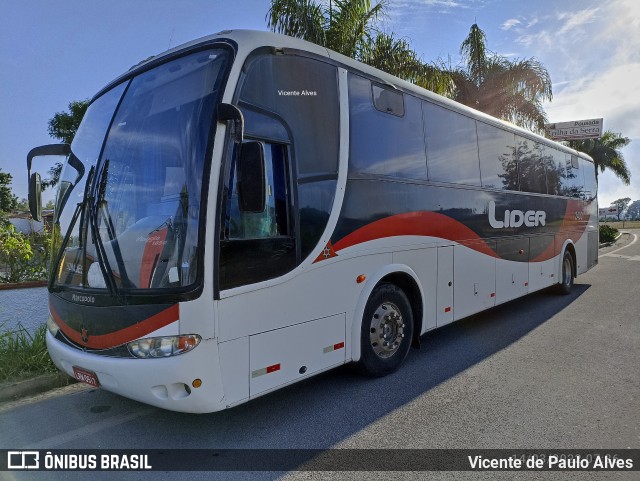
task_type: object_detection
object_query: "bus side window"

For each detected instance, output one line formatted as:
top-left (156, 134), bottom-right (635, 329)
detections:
top-left (580, 157), bottom-right (597, 200)
top-left (545, 146), bottom-right (565, 196)
top-left (423, 102), bottom-right (480, 186)
top-left (562, 154), bottom-right (584, 198)
top-left (516, 138), bottom-right (547, 194)
top-left (227, 142), bottom-right (289, 240)
top-left (219, 140), bottom-right (296, 291)
top-left (477, 122), bottom-right (517, 190)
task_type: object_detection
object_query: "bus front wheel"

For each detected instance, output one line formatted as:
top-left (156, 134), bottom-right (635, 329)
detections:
top-left (556, 250), bottom-right (574, 295)
top-left (356, 283), bottom-right (413, 377)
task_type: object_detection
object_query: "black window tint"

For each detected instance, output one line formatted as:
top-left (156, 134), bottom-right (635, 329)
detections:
top-left (219, 140), bottom-right (296, 290)
top-left (372, 84), bottom-right (404, 116)
top-left (298, 180), bottom-right (337, 259)
top-left (241, 106), bottom-right (289, 143)
top-left (226, 142), bottom-right (289, 240)
top-left (516, 138), bottom-right (547, 194)
top-left (349, 74), bottom-right (426, 179)
top-left (545, 147), bottom-right (565, 196)
top-left (423, 102), bottom-right (480, 185)
top-left (562, 153), bottom-right (584, 198)
top-left (581, 158), bottom-right (597, 200)
top-left (476, 122), bottom-right (517, 190)
top-left (240, 55), bottom-right (339, 176)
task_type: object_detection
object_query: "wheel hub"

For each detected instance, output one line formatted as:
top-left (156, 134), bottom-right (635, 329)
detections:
top-left (369, 302), bottom-right (405, 359)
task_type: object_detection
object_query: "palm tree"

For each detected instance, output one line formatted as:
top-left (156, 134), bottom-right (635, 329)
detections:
top-left (569, 131), bottom-right (631, 185)
top-left (267, 0), bottom-right (453, 96)
top-left (451, 24), bottom-right (552, 132)
top-left (360, 32), bottom-right (453, 94)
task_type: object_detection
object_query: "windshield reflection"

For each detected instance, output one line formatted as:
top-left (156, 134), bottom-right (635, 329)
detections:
top-left (52, 49), bottom-right (229, 293)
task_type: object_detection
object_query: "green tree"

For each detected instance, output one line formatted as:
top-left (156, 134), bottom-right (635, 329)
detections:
top-left (627, 200), bottom-right (640, 220)
top-left (0, 169), bottom-right (18, 214)
top-left (267, 0), bottom-right (453, 95)
top-left (43, 99), bottom-right (90, 189)
top-left (451, 24), bottom-right (552, 132)
top-left (612, 197), bottom-right (631, 221)
top-left (568, 131), bottom-right (631, 185)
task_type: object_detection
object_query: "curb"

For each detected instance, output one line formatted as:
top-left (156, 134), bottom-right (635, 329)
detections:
top-left (0, 281), bottom-right (48, 291)
top-left (599, 232), bottom-right (624, 248)
top-left (0, 372), bottom-right (76, 403)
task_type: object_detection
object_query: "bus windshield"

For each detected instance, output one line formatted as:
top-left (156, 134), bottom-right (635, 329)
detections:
top-left (51, 48), bottom-right (230, 293)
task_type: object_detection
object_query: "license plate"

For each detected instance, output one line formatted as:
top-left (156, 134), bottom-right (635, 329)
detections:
top-left (72, 366), bottom-right (100, 388)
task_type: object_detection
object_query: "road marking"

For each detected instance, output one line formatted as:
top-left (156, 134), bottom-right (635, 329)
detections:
top-left (22, 408), bottom-right (155, 449)
top-left (601, 233), bottom-right (638, 257)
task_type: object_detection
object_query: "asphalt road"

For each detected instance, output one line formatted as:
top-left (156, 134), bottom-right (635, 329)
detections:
top-left (1, 232), bottom-right (639, 481)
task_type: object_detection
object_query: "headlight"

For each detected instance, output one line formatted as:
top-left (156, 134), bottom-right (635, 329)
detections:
top-left (127, 334), bottom-right (201, 358)
top-left (46, 314), bottom-right (60, 337)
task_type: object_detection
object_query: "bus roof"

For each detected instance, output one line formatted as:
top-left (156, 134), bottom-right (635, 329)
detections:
top-left (110, 29), bottom-right (594, 164)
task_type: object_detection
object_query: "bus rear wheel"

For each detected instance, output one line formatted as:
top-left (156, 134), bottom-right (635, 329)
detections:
top-left (556, 250), bottom-right (574, 295)
top-left (356, 283), bottom-right (413, 377)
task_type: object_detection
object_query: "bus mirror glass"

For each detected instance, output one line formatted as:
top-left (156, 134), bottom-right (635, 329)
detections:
top-left (237, 141), bottom-right (266, 213)
top-left (29, 172), bottom-right (42, 222)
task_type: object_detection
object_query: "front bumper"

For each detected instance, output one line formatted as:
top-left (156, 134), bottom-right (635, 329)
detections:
top-left (46, 331), bottom-right (227, 413)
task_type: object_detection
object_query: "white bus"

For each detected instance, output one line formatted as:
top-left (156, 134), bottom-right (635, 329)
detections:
top-left (28, 30), bottom-right (598, 413)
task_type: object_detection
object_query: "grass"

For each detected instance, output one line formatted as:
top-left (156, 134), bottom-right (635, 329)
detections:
top-left (600, 220), bottom-right (640, 229)
top-left (0, 322), bottom-right (57, 383)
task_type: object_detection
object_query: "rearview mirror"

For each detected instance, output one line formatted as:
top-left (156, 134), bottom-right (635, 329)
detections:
top-left (237, 141), bottom-right (266, 213)
top-left (29, 172), bottom-right (42, 221)
top-left (26, 143), bottom-right (71, 221)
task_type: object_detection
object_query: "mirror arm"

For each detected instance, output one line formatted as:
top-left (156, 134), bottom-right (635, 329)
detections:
top-left (217, 103), bottom-right (244, 144)
top-left (27, 143), bottom-right (71, 175)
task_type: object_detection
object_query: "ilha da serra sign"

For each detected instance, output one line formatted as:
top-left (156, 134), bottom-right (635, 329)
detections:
top-left (545, 118), bottom-right (603, 141)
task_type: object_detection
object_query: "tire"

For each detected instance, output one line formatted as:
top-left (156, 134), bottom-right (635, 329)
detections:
top-left (356, 283), bottom-right (414, 377)
top-left (556, 250), bottom-right (574, 295)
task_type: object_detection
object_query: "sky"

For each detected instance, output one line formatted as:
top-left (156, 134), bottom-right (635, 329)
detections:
top-left (1, 0), bottom-right (638, 208)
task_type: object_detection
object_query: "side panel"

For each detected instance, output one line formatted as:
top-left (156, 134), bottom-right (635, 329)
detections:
top-left (575, 232), bottom-right (588, 275)
top-left (436, 246), bottom-right (454, 325)
top-left (393, 247), bottom-right (437, 333)
top-left (218, 336), bottom-right (249, 407)
top-left (495, 237), bottom-right (529, 304)
top-left (249, 314), bottom-right (346, 397)
top-left (454, 241), bottom-right (496, 320)
top-left (528, 234), bottom-right (556, 292)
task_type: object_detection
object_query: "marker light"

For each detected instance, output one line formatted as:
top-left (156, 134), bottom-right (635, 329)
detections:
top-left (46, 314), bottom-right (60, 337)
top-left (127, 335), bottom-right (201, 359)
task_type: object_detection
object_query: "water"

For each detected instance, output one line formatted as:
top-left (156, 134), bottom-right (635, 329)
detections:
top-left (0, 287), bottom-right (49, 335)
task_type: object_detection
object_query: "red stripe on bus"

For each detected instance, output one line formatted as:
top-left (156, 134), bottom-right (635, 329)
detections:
top-left (333, 342), bottom-right (345, 350)
top-left (332, 211), bottom-right (499, 259)
top-left (444, 307), bottom-right (451, 313)
top-left (266, 363), bottom-right (281, 374)
top-left (530, 199), bottom-right (590, 262)
top-left (49, 303), bottom-right (179, 349)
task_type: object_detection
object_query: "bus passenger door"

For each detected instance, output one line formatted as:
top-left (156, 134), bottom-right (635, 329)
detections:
top-left (436, 246), bottom-right (454, 326)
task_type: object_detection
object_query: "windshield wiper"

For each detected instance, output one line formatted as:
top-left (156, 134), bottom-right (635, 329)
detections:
top-left (50, 163), bottom-right (94, 291)
top-left (87, 161), bottom-right (118, 296)
top-left (94, 159), bottom-right (133, 289)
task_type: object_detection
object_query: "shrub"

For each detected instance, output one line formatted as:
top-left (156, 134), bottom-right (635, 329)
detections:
top-left (0, 223), bottom-right (50, 283)
top-left (0, 323), bottom-right (57, 382)
top-left (599, 224), bottom-right (619, 243)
